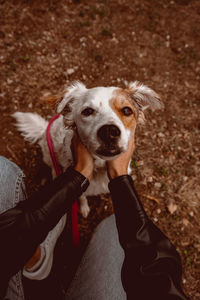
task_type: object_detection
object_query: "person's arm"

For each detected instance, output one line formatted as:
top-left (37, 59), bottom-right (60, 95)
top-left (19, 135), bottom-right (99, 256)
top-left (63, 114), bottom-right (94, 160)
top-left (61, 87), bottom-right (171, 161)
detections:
top-left (0, 134), bottom-right (93, 288)
top-left (0, 167), bottom-right (88, 282)
top-left (107, 134), bottom-right (189, 300)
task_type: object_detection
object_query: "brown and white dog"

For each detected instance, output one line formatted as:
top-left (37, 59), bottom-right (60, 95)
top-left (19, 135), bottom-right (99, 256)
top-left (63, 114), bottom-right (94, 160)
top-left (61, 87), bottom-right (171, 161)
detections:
top-left (13, 81), bottom-right (163, 218)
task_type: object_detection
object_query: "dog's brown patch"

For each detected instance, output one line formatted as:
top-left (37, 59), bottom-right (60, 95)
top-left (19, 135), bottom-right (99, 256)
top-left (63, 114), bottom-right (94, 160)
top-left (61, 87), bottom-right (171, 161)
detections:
top-left (109, 89), bottom-right (137, 130)
top-left (43, 91), bottom-right (65, 108)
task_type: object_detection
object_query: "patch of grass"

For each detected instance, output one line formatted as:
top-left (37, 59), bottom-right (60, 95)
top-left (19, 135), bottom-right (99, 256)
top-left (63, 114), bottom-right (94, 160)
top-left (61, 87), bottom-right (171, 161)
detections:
top-left (184, 48), bottom-right (199, 61)
top-left (161, 168), bottom-right (167, 174)
top-left (7, 61), bottom-right (16, 71)
top-left (79, 5), bottom-right (107, 20)
top-left (160, 183), bottom-right (167, 190)
top-left (186, 257), bottom-right (192, 266)
top-left (80, 21), bottom-right (91, 27)
top-left (23, 54), bottom-right (30, 62)
top-left (79, 10), bottom-right (85, 17)
top-left (177, 57), bottom-right (187, 66)
top-left (131, 159), bottom-right (139, 169)
top-left (13, 10), bottom-right (19, 17)
top-left (145, 13), bottom-right (159, 32)
top-left (34, 34), bottom-right (43, 40)
top-left (172, 214), bottom-right (179, 221)
top-left (101, 27), bottom-right (113, 37)
top-left (156, 165), bottom-right (168, 175)
top-left (99, 0), bottom-right (108, 3)
top-left (182, 246), bottom-right (194, 268)
top-left (93, 7), bottom-right (107, 17)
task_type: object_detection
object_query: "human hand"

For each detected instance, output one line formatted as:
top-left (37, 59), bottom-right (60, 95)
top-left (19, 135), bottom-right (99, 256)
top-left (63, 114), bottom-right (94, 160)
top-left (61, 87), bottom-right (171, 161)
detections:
top-left (71, 132), bottom-right (94, 181)
top-left (107, 132), bottom-right (135, 179)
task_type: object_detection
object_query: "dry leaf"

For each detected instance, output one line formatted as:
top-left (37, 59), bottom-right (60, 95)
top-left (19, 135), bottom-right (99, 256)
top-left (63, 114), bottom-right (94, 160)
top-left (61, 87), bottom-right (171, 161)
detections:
top-left (167, 202), bottom-right (177, 214)
top-left (181, 241), bottom-right (190, 247)
top-left (194, 244), bottom-right (200, 252)
top-left (182, 218), bottom-right (189, 226)
top-left (144, 194), bottom-right (160, 204)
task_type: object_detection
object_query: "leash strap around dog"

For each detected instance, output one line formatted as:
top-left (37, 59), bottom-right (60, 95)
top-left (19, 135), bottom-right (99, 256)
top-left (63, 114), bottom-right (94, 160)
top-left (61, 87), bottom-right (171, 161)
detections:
top-left (46, 114), bottom-right (80, 247)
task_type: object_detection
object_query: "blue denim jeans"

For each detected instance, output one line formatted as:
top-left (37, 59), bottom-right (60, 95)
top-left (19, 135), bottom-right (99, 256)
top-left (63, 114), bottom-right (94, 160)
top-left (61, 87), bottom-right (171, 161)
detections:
top-left (0, 156), bottom-right (25, 300)
top-left (0, 156), bottom-right (126, 300)
top-left (65, 215), bottom-right (126, 300)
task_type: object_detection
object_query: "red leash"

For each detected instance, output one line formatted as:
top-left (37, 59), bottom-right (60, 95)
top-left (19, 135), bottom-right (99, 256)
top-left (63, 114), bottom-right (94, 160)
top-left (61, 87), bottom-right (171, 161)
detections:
top-left (46, 114), bottom-right (80, 247)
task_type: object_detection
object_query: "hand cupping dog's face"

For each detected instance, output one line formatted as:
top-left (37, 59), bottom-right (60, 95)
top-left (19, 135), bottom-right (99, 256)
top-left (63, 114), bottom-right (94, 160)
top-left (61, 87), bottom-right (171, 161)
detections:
top-left (56, 81), bottom-right (163, 161)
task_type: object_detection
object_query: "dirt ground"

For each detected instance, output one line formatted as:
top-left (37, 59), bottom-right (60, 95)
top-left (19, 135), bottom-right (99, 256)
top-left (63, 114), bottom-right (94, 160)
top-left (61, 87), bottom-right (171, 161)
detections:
top-left (0, 0), bottom-right (200, 299)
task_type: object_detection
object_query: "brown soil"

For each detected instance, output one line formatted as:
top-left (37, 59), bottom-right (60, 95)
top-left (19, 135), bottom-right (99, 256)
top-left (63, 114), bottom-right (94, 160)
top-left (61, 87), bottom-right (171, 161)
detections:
top-left (0, 0), bottom-right (200, 299)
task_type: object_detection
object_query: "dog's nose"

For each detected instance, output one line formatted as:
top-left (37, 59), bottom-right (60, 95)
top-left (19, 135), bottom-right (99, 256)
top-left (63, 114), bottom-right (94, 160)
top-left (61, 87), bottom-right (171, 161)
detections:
top-left (97, 125), bottom-right (121, 142)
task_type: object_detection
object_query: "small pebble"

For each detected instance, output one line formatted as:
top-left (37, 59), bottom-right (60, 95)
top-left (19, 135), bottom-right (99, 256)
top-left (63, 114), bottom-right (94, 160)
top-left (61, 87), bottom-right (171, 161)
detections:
top-left (147, 176), bottom-right (153, 183)
top-left (66, 68), bottom-right (75, 75)
top-left (7, 79), bottom-right (13, 84)
top-left (155, 182), bottom-right (161, 189)
top-left (132, 175), bottom-right (137, 181)
top-left (158, 132), bottom-right (165, 138)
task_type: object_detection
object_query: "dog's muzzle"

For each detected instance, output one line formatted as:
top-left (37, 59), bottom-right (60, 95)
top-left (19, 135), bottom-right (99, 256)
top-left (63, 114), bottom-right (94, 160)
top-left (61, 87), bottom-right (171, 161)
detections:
top-left (97, 124), bottom-right (121, 142)
top-left (96, 124), bottom-right (122, 157)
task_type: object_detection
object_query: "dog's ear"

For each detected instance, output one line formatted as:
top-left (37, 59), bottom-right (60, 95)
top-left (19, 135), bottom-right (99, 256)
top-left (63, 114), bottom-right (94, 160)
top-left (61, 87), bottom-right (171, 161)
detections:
top-left (45, 81), bottom-right (87, 127)
top-left (127, 81), bottom-right (164, 123)
top-left (57, 81), bottom-right (86, 113)
top-left (57, 81), bottom-right (87, 127)
top-left (43, 92), bottom-right (65, 108)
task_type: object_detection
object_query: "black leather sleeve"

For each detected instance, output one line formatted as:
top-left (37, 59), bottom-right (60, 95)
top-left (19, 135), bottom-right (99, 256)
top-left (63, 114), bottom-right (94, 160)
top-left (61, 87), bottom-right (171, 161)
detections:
top-left (0, 167), bottom-right (88, 290)
top-left (109, 175), bottom-right (189, 300)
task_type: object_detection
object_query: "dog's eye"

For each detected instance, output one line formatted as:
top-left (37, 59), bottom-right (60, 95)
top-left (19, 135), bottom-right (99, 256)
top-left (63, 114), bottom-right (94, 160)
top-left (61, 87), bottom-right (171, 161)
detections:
top-left (121, 107), bottom-right (133, 116)
top-left (81, 107), bottom-right (95, 116)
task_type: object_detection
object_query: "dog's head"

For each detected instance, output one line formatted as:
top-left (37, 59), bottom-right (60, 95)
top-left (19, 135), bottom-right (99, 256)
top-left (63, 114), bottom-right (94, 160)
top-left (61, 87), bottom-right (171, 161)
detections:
top-left (47, 81), bottom-right (163, 160)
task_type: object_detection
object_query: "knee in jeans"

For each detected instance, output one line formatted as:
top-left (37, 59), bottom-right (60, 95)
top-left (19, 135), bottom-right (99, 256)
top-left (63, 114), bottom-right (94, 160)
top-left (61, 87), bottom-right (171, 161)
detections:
top-left (0, 156), bottom-right (23, 179)
top-left (0, 156), bottom-right (25, 212)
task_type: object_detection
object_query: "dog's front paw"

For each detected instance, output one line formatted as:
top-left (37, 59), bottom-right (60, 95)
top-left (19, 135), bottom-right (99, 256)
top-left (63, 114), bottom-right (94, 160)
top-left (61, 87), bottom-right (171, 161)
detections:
top-left (80, 204), bottom-right (90, 218)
